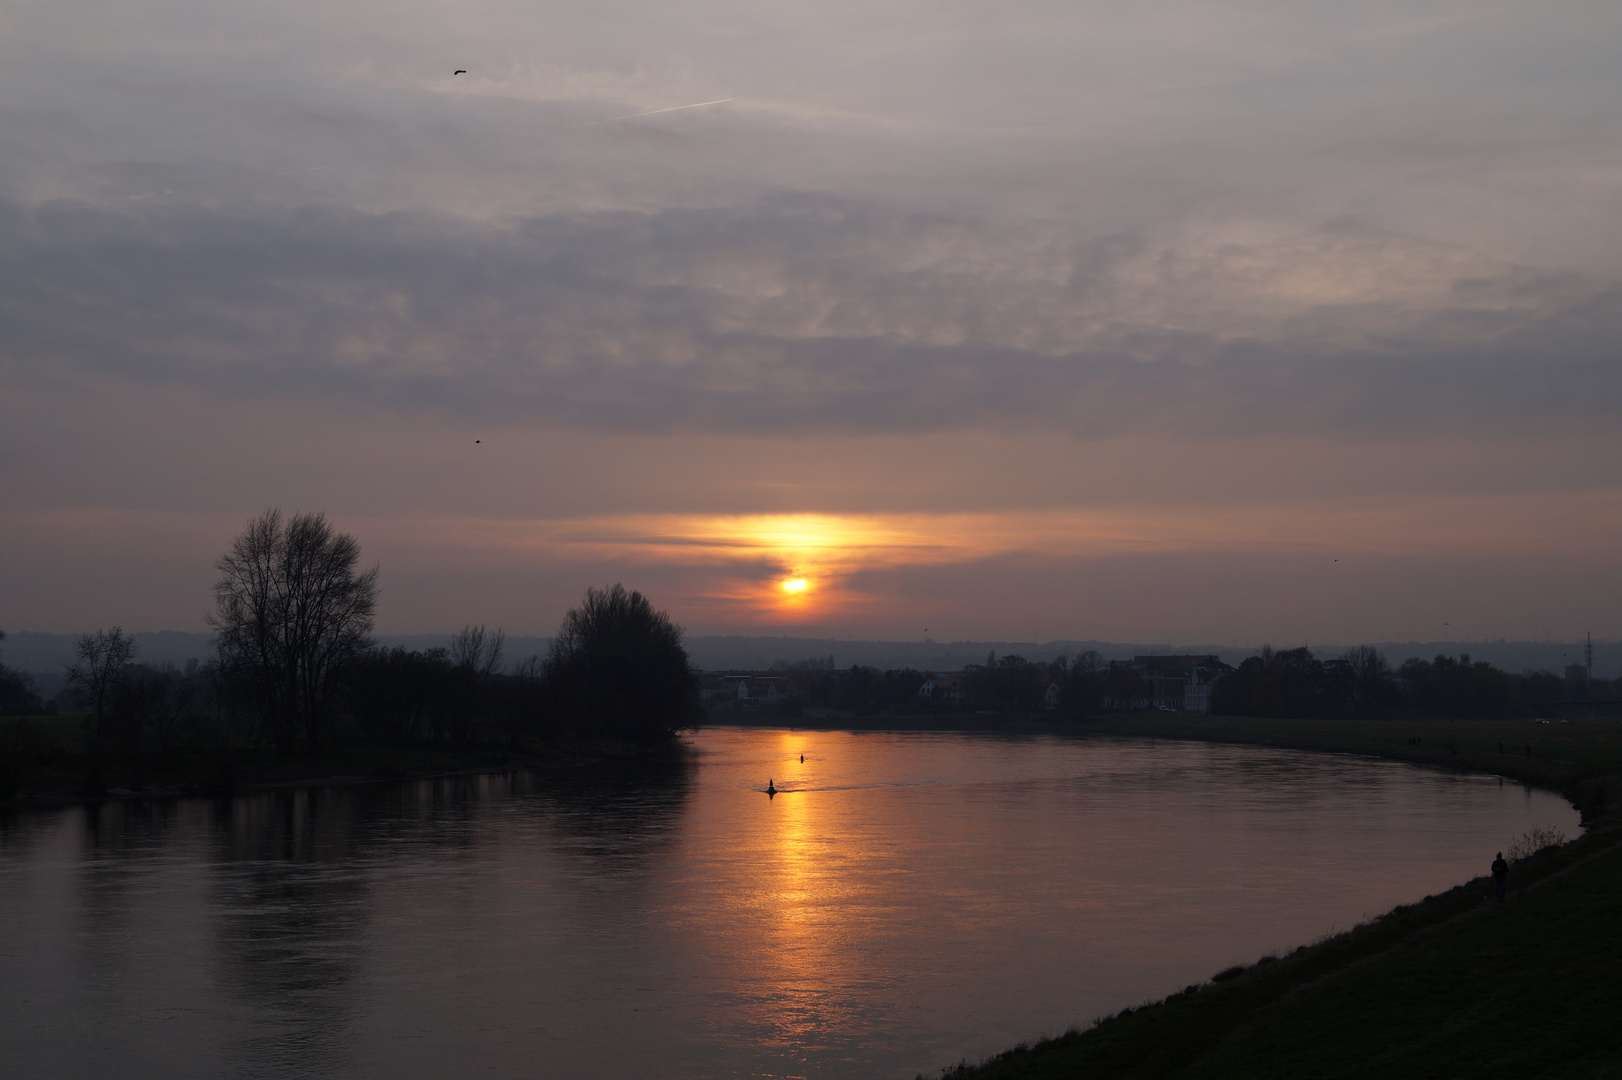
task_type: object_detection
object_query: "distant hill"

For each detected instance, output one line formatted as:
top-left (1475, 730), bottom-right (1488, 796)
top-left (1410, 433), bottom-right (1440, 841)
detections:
top-left (4, 630), bottom-right (1615, 687)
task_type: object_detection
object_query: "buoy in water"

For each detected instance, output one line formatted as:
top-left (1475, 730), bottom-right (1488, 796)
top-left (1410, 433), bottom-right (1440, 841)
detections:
top-left (767, 778), bottom-right (776, 796)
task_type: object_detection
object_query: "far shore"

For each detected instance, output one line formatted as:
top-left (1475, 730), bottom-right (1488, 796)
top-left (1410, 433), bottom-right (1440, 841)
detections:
top-left (0, 721), bottom-right (686, 809)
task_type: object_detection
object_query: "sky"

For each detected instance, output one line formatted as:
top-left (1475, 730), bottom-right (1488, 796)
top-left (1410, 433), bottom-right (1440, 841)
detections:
top-left (2, 0), bottom-right (1621, 644)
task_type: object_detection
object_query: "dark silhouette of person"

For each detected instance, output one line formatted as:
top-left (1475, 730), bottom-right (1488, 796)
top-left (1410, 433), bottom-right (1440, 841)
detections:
top-left (800, 754), bottom-right (804, 763)
top-left (1491, 851), bottom-right (1508, 903)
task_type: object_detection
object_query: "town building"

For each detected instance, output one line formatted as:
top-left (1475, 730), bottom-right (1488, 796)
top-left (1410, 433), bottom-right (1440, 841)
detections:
top-left (1107, 655), bottom-right (1234, 713)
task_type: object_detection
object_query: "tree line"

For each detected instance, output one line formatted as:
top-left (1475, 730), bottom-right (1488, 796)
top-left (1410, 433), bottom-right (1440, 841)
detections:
top-left (725, 644), bottom-right (1612, 722)
top-left (1208, 645), bottom-right (1617, 720)
top-left (17, 510), bottom-right (701, 774)
top-left (757, 651), bottom-right (1111, 716)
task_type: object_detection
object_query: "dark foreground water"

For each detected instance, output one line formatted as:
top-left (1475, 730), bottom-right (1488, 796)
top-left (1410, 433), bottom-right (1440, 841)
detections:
top-left (0, 728), bottom-right (1578, 1079)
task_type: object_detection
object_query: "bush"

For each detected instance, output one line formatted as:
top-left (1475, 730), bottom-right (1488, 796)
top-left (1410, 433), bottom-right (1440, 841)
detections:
top-left (1506, 825), bottom-right (1567, 864)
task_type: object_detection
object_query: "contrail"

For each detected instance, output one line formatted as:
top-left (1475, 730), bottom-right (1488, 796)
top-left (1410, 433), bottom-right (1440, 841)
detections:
top-left (568, 98), bottom-right (733, 128)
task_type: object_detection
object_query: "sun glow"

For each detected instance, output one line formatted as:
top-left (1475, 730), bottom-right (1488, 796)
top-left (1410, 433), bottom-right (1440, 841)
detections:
top-left (393, 494), bottom-right (1622, 629)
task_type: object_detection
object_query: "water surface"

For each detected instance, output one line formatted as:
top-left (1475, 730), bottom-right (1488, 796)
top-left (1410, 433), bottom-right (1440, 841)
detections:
top-left (0, 728), bottom-right (1578, 1079)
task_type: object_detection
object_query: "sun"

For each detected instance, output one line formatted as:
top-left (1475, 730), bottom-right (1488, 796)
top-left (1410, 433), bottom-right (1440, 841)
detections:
top-left (781, 578), bottom-right (809, 594)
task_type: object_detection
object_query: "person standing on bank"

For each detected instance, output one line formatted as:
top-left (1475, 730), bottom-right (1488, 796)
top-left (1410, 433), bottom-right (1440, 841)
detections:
top-left (1491, 851), bottom-right (1509, 903)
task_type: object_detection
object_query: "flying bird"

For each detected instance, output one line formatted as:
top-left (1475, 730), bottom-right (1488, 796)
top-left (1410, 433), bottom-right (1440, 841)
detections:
top-left (454, 70), bottom-right (467, 75)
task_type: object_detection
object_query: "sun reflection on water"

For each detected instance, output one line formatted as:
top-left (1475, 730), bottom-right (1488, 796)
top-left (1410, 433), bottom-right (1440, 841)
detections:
top-left (754, 732), bottom-right (860, 1047)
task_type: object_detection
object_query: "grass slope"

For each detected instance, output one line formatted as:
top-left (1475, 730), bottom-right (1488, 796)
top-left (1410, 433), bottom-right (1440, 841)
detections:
top-left (1182, 839), bottom-right (1622, 1079)
top-left (947, 830), bottom-right (1622, 1080)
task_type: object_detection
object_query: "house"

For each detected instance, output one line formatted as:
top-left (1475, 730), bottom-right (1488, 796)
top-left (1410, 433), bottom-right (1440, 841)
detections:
top-left (699, 672), bottom-right (788, 708)
top-left (918, 673), bottom-right (967, 705)
top-left (733, 676), bottom-right (783, 707)
top-left (1107, 655), bottom-right (1233, 713)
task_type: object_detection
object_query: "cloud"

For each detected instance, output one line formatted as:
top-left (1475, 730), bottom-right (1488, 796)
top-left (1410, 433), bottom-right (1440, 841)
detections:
top-left (3, 194), bottom-right (1619, 440)
top-left (5, 0), bottom-right (1622, 639)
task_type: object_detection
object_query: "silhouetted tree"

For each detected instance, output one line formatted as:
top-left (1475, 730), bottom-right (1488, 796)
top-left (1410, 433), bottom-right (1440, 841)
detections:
top-left (1211, 646), bottom-right (1329, 718)
top-left (1397, 654), bottom-right (1515, 718)
top-left (210, 509), bottom-right (378, 754)
top-left (501, 653), bottom-right (548, 745)
top-left (964, 655), bottom-right (1045, 711)
top-left (1212, 645), bottom-right (1525, 720)
top-left (1339, 645), bottom-right (1397, 717)
top-left (1106, 661), bottom-right (1150, 710)
top-left (444, 624), bottom-right (505, 745)
top-left (1061, 650), bottom-right (1106, 714)
top-left (1518, 670), bottom-right (1566, 703)
top-left (109, 660), bottom-right (214, 759)
top-left (544, 585), bottom-right (700, 743)
top-left (0, 630), bottom-right (45, 716)
top-left (811, 665), bottom-right (927, 714)
top-left (348, 646), bottom-right (449, 745)
top-left (65, 627), bottom-right (138, 756)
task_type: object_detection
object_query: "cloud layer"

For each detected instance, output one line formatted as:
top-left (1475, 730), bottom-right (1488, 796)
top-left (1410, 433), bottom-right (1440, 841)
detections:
top-left (4, 0), bottom-right (1621, 639)
top-left (6, 195), bottom-right (1620, 439)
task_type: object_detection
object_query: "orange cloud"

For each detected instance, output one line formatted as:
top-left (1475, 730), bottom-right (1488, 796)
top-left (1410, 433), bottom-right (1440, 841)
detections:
top-left (379, 490), bottom-right (1622, 625)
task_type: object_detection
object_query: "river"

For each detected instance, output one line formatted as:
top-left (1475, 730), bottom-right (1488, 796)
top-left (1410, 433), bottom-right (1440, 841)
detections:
top-left (0, 727), bottom-right (1579, 1079)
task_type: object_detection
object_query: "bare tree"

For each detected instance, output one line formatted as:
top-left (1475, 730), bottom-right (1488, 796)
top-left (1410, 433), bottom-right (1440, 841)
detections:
top-left (210, 509), bottom-right (378, 754)
top-left (0, 629), bottom-right (46, 716)
top-left (1341, 644), bottom-right (1395, 716)
top-left (450, 624), bottom-right (505, 676)
top-left (446, 624), bottom-right (505, 745)
top-left (65, 627), bottom-right (138, 753)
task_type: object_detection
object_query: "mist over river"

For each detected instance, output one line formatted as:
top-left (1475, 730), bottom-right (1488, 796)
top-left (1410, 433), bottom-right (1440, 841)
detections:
top-left (0, 728), bottom-right (1578, 1079)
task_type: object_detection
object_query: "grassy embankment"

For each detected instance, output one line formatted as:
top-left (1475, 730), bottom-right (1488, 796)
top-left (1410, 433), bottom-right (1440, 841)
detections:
top-left (0, 713), bottom-right (661, 804)
top-left (921, 713), bottom-right (1622, 1080)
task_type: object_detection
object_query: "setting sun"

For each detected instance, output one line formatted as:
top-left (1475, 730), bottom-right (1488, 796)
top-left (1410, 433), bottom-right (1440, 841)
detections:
top-left (781, 578), bottom-right (809, 594)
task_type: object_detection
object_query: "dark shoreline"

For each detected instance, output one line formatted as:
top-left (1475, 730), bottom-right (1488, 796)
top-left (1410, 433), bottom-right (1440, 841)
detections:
top-left (0, 733), bottom-right (686, 810)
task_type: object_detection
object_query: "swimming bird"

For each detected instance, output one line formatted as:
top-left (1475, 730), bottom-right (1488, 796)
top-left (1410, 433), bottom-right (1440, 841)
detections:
top-left (766, 778), bottom-right (776, 796)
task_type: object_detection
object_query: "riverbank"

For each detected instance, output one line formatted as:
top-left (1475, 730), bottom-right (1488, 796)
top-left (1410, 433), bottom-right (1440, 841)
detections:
top-left (929, 821), bottom-right (1622, 1080)
top-left (0, 713), bottom-right (677, 807)
top-left (886, 713), bottom-right (1622, 1079)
